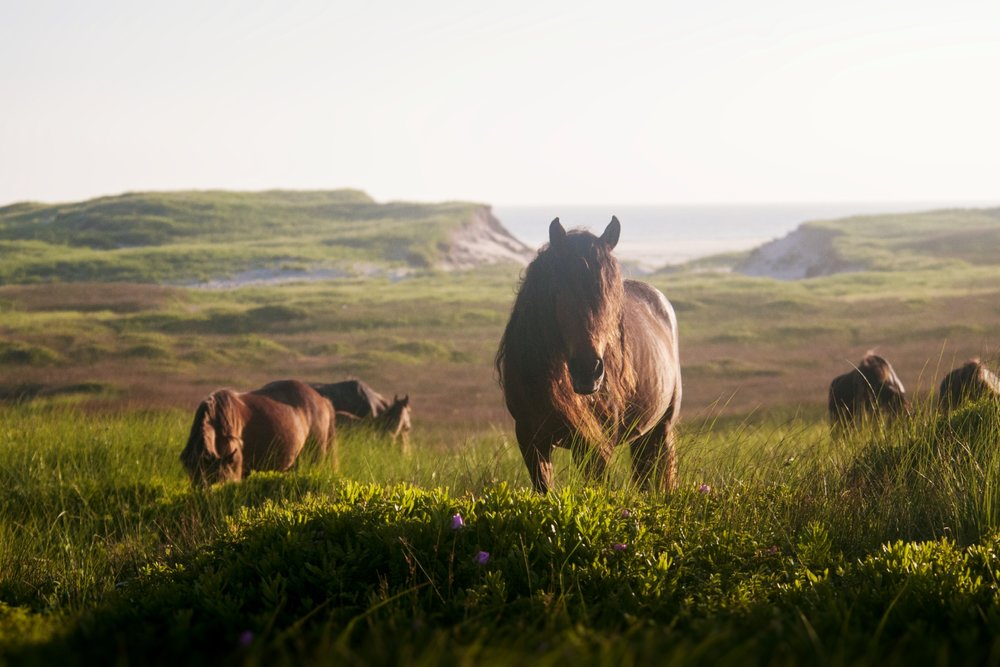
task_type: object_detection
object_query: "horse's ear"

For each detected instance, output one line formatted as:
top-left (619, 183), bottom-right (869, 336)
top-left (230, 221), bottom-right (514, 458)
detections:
top-left (601, 216), bottom-right (621, 249)
top-left (549, 218), bottom-right (566, 246)
top-left (401, 394), bottom-right (410, 407)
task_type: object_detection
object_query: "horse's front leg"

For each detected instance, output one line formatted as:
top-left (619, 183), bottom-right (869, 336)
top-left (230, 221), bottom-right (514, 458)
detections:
top-left (515, 421), bottom-right (554, 494)
top-left (570, 438), bottom-right (612, 484)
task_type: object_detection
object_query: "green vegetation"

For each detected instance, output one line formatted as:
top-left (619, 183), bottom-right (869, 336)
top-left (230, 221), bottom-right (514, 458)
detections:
top-left (0, 190), bottom-right (484, 283)
top-left (0, 401), bottom-right (999, 665)
top-left (810, 207), bottom-right (1000, 270)
top-left (2, 195), bottom-right (1000, 664)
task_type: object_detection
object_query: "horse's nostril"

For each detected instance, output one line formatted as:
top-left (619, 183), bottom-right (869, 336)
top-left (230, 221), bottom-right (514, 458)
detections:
top-left (569, 356), bottom-right (605, 386)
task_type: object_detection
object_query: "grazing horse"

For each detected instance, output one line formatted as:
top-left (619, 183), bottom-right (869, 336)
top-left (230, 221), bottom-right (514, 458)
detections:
top-left (311, 379), bottom-right (391, 423)
top-left (828, 352), bottom-right (910, 427)
top-left (496, 217), bottom-right (682, 494)
top-left (311, 380), bottom-right (412, 449)
top-left (180, 379), bottom-right (336, 486)
top-left (938, 359), bottom-right (1000, 412)
top-left (334, 393), bottom-right (413, 446)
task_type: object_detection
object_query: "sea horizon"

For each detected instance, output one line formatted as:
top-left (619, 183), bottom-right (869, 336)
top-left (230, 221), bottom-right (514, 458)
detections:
top-left (494, 200), bottom-right (1000, 268)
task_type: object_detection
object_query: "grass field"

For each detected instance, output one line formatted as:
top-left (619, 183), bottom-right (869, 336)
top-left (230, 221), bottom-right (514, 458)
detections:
top-left (1, 196), bottom-right (1000, 664)
top-left (1, 399), bottom-right (999, 666)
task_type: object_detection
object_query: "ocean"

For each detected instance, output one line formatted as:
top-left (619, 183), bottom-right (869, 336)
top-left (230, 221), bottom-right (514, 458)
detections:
top-left (492, 202), bottom-right (998, 269)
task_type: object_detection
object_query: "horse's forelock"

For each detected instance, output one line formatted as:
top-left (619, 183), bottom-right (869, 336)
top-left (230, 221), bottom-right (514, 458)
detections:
top-left (209, 390), bottom-right (245, 456)
top-left (181, 399), bottom-right (214, 467)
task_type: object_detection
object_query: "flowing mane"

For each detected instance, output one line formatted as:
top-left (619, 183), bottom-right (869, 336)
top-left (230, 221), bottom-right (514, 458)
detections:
top-left (496, 227), bottom-right (634, 442)
top-left (496, 217), bottom-right (681, 493)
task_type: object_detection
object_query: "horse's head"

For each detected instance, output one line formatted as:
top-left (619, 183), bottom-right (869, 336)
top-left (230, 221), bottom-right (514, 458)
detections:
top-left (179, 390), bottom-right (245, 486)
top-left (380, 394), bottom-right (412, 447)
top-left (547, 217), bottom-right (624, 395)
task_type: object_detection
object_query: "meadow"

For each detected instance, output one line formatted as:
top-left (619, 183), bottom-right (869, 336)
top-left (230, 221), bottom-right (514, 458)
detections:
top-left (1, 196), bottom-right (1000, 664)
top-left (1, 399), bottom-right (999, 666)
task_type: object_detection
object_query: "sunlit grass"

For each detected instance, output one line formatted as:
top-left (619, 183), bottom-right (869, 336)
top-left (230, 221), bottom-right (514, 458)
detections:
top-left (1, 398), bottom-right (999, 663)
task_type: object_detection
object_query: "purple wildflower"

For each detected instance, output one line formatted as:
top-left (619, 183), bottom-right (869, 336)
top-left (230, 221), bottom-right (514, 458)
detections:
top-left (475, 550), bottom-right (490, 565)
top-left (238, 630), bottom-right (254, 648)
top-left (451, 513), bottom-right (465, 530)
top-left (698, 483), bottom-right (712, 495)
top-left (620, 508), bottom-right (631, 518)
top-left (612, 543), bottom-right (628, 552)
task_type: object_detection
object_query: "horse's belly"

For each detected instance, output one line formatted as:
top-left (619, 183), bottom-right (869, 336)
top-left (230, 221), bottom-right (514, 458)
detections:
top-left (243, 419), bottom-right (307, 471)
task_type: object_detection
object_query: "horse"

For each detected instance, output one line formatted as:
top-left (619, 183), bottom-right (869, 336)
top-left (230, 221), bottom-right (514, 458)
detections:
top-left (331, 393), bottom-right (413, 448)
top-left (828, 352), bottom-right (910, 427)
top-left (310, 379), bottom-right (391, 423)
top-left (938, 358), bottom-right (1000, 412)
top-left (311, 380), bottom-right (412, 450)
top-left (180, 379), bottom-right (336, 486)
top-left (495, 217), bottom-right (682, 494)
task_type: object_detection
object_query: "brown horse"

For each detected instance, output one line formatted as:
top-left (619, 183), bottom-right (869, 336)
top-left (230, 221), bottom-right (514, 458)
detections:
top-left (311, 380), bottom-right (412, 450)
top-left (828, 352), bottom-right (910, 427)
top-left (938, 358), bottom-right (1000, 412)
top-left (180, 379), bottom-right (335, 486)
top-left (496, 217), bottom-right (682, 494)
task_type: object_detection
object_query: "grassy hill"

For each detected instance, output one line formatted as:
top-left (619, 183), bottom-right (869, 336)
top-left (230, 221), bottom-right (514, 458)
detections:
top-left (0, 190), bottom-right (515, 284)
top-left (731, 207), bottom-right (1000, 279)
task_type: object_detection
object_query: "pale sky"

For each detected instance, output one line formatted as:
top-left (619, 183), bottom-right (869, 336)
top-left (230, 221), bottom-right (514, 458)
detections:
top-left (2, 0), bottom-right (998, 206)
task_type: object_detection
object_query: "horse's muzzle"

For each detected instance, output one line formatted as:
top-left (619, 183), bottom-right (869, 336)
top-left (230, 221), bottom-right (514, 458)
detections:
top-left (569, 357), bottom-right (604, 395)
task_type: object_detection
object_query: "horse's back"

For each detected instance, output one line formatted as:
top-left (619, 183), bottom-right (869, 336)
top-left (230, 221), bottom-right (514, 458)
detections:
top-left (312, 379), bottom-right (388, 420)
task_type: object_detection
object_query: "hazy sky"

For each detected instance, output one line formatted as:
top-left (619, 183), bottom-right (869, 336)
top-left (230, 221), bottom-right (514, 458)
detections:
top-left (2, 1), bottom-right (998, 206)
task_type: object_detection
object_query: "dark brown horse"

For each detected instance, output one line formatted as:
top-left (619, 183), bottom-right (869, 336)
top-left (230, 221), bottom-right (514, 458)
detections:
top-left (829, 352), bottom-right (910, 427)
top-left (311, 379), bottom-right (391, 423)
top-left (180, 379), bottom-right (335, 486)
top-left (311, 380), bottom-right (412, 450)
top-left (938, 358), bottom-right (1000, 412)
top-left (496, 217), bottom-right (682, 494)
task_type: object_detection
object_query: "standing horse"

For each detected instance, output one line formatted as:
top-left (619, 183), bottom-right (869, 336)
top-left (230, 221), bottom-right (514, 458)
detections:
top-left (496, 217), bottom-right (682, 494)
top-left (938, 358), bottom-right (1000, 412)
top-left (180, 379), bottom-right (336, 486)
top-left (828, 352), bottom-right (910, 427)
top-left (311, 380), bottom-right (413, 451)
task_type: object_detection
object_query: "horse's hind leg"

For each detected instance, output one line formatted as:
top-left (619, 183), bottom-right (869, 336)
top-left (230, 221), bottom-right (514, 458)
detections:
top-left (630, 419), bottom-right (677, 492)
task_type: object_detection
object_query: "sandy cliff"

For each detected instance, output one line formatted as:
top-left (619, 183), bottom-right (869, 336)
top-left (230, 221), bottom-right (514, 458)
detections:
top-left (438, 206), bottom-right (534, 270)
top-left (734, 225), bottom-right (865, 280)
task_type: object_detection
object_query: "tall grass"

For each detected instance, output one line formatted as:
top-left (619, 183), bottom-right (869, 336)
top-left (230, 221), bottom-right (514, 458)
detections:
top-left (0, 400), bottom-right (999, 664)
